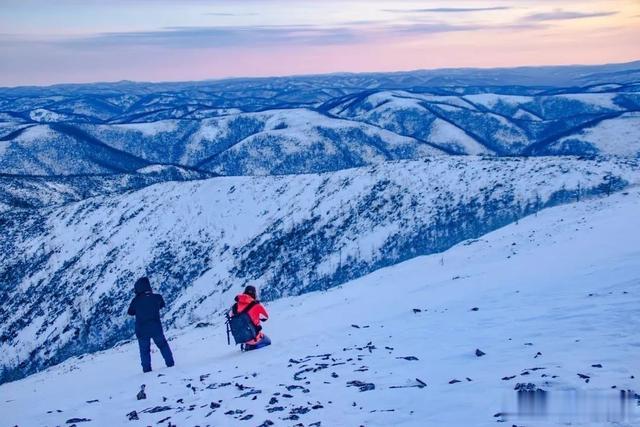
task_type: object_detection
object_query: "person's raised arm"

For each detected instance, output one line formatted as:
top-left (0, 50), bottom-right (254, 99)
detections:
top-left (127, 298), bottom-right (136, 316)
top-left (158, 294), bottom-right (166, 310)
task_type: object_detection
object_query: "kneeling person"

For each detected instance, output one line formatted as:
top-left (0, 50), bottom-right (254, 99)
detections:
top-left (230, 285), bottom-right (271, 351)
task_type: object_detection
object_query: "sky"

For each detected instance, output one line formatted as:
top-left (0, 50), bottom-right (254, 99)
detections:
top-left (0, 0), bottom-right (639, 86)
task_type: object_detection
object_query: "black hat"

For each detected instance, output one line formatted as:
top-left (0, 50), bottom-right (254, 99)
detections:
top-left (244, 285), bottom-right (257, 299)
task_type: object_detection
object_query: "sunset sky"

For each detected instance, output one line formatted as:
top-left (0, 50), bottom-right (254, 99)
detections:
top-left (1, 0), bottom-right (639, 86)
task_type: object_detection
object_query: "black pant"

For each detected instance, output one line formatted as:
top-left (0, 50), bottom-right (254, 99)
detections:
top-left (137, 330), bottom-right (174, 372)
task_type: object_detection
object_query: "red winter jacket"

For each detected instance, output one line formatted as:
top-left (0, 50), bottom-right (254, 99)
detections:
top-left (231, 294), bottom-right (269, 343)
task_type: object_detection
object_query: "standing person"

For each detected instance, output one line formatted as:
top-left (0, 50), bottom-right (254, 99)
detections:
top-left (127, 277), bottom-right (174, 373)
top-left (230, 285), bottom-right (271, 351)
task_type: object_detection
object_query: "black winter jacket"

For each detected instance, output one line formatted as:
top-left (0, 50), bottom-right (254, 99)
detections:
top-left (127, 277), bottom-right (166, 337)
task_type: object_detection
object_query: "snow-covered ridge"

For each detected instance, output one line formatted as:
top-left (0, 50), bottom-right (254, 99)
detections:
top-left (1, 72), bottom-right (639, 176)
top-left (0, 165), bottom-right (212, 212)
top-left (2, 185), bottom-right (638, 426)
top-left (1, 156), bottom-right (638, 384)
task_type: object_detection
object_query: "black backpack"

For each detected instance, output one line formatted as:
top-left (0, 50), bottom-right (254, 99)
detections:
top-left (226, 301), bottom-right (259, 345)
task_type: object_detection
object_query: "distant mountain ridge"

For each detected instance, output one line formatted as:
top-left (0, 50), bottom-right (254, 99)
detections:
top-left (1, 63), bottom-right (639, 177)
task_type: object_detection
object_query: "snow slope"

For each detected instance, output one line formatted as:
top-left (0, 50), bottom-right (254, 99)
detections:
top-left (2, 186), bottom-right (639, 427)
top-left (546, 112), bottom-right (640, 157)
top-left (1, 156), bottom-right (638, 385)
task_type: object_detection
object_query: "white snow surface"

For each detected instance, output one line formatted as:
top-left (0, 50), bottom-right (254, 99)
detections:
top-left (29, 109), bottom-right (65, 123)
top-left (553, 112), bottom-right (640, 157)
top-left (112, 121), bottom-right (179, 136)
top-left (427, 119), bottom-right (492, 155)
top-left (2, 187), bottom-right (640, 426)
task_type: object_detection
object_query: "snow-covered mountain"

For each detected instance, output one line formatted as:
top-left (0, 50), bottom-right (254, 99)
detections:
top-left (1, 185), bottom-right (638, 426)
top-left (324, 90), bottom-right (640, 156)
top-left (1, 62), bottom-right (639, 177)
top-left (0, 165), bottom-right (213, 212)
top-left (1, 156), bottom-right (638, 384)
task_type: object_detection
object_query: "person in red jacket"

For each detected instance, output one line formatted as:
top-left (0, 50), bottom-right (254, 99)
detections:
top-left (230, 285), bottom-right (271, 351)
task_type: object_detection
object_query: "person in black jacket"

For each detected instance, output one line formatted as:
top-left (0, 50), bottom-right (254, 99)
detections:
top-left (127, 277), bottom-right (174, 373)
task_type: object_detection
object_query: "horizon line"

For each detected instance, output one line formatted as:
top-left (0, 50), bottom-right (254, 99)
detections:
top-left (1, 58), bottom-right (639, 91)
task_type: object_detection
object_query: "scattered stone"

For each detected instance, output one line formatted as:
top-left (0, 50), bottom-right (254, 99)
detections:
top-left (412, 308), bottom-right (422, 313)
top-left (294, 367), bottom-right (315, 381)
top-left (126, 411), bottom-right (138, 421)
top-left (238, 389), bottom-right (262, 398)
top-left (351, 324), bottom-right (360, 329)
top-left (269, 397), bottom-right (278, 405)
top-left (347, 380), bottom-right (375, 392)
top-left (395, 356), bottom-right (419, 361)
top-left (514, 383), bottom-right (537, 392)
top-left (470, 307), bottom-right (479, 311)
top-left (466, 377), bottom-right (473, 382)
top-left (210, 401), bottom-right (221, 409)
top-left (66, 418), bottom-right (91, 424)
top-left (257, 421), bottom-right (275, 427)
top-left (502, 376), bottom-right (516, 381)
top-left (475, 349), bottom-right (486, 357)
top-left (239, 414), bottom-right (254, 420)
top-left (85, 399), bottom-right (99, 404)
top-left (534, 352), bottom-right (542, 358)
top-left (136, 384), bottom-right (146, 400)
top-left (592, 364), bottom-right (603, 368)
top-left (285, 385), bottom-right (310, 393)
top-left (267, 406), bottom-right (285, 413)
top-left (144, 406), bottom-right (172, 413)
top-left (449, 379), bottom-right (461, 384)
top-left (577, 373), bottom-right (590, 380)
